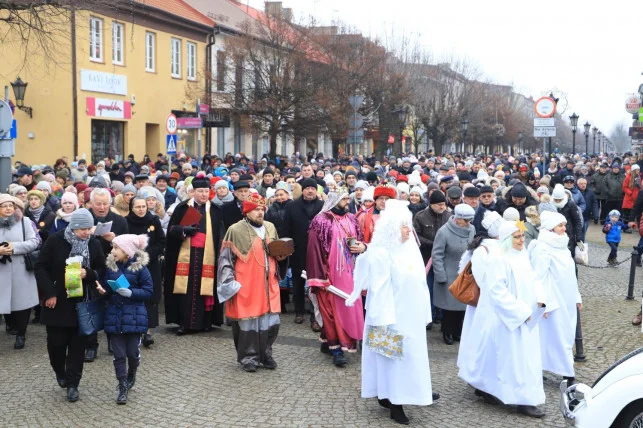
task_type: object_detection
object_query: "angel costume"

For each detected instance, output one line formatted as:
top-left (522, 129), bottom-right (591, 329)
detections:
top-left (528, 211), bottom-right (581, 378)
top-left (349, 200), bottom-right (434, 406)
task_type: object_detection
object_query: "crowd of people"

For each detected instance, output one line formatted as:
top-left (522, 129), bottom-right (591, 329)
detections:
top-left (1, 149), bottom-right (642, 422)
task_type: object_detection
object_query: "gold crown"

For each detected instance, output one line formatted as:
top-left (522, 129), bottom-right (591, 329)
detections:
top-left (247, 193), bottom-right (267, 208)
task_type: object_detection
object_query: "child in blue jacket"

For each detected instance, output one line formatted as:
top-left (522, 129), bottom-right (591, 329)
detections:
top-left (96, 234), bottom-right (153, 405)
top-left (603, 209), bottom-right (629, 265)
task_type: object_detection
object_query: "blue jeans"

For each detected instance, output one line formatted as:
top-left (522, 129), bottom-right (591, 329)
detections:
top-left (582, 219), bottom-right (589, 242)
top-left (608, 242), bottom-right (619, 260)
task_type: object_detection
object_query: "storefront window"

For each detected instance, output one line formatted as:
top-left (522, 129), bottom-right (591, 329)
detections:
top-left (177, 129), bottom-right (196, 156)
top-left (91, 119), bottom-right (124, 163)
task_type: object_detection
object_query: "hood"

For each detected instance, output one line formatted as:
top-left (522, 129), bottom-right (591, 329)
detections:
top-left (106, 249), bottom-right (150, 273)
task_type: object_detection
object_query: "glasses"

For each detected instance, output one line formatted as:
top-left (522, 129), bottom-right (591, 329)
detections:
top-left (512, 234), bottom-right (525, 239)
top-left (0, 203), bottom-right (14, 209)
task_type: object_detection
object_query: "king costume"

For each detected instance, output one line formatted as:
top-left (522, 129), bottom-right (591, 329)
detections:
top-left (217, 194), bottom-right (285, 371)
top-left (164, 178), bottom-right (224, 332)
top-left (306, 192), bottom-right (364, 366)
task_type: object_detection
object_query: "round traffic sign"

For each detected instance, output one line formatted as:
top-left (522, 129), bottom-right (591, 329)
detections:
top-left (625, 95), bottom-right (641, 114)
top-left (534, 97), bottom-right (557, 118)
top-left (166, 114), bottom-right (178, 134)
top-left (0, 100), bottom-right (14, 137)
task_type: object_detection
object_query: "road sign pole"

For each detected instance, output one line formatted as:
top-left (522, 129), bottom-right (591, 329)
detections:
top-left (0, 88), bottom-right (14, 193)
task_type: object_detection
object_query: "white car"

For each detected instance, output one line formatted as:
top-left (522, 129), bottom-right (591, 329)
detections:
top-left (560, 347), bottom-right (643, 427)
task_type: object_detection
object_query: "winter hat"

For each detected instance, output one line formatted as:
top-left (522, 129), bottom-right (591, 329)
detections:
top-left (10, 185), bottom-right (27, 196)
top-left (36, 181), bottom-right (52, 193)
top-left (510, 184), bottom-right (529, 198)
top-left (83, 188), bottom-right (93, 204)
top-left (447, 186), bottom-right (462, 199)
top-left (61, 192), bottom-right (79, 208)
top-left (538, 201), bottom-right (558, 215)
top-left (27, 189), bottom-right (46, 204)
top-left (454, 203), bottom-right (475, 220)
top-left (214, 180), bottom-right (229, 191)
top-left (123, 184), bottom-right (137, 195)
top-left (354, 180), bottom-right (369, 191)
top-left (479, 185), bottom-right (494, 195)
top-left (498, 221), bottom-right (519, 242)
top-left (503, 207), bottom-right (520, 221)
top-left (632, 164), bottom-right (640, 172)
top-left (113, 234), bottom-right (149, 258)
top-left (482, 211), bottom-right (504, 238)
top-left (609, 209), bottom-right (621, 218)
top-left (43, 173), bottom-right (56, 183)
top-left (361, 186), bottom-right (375, 203)
top-left (0, 194), bottom-right (23, 210)
top-left (463, 186), bottom-right (480, 197)
top-left (539, 211), bottom-right (567, 231)
top-left (275, 181), bottom-right (291, 195)
top-left (551, 184), bottom-right (566, 200)
top-left (69, 208), bottom-right (94, 230)
top-left (409, 186), bottom-right (423, 196)
top-left (396, 182), bottom-right (410, 195)
top-left (65, 185), bottom-right (78, 194)
top-left (536, 186), bottom-right (550, 195)
top-left (300, 178), bottom-right (318, 190)
top-left (111, 180), bottom-right (124, 193)
top-left (429, 190), bottom-right (446, 205)
top-left (266, 188), bottom-right (276, 200)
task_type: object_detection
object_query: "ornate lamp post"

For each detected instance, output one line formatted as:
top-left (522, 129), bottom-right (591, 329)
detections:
top-left (10, 77), bottom-right (33, 118)
top-left (569, 112), bottom-right (579, 155)
top-left (460, 116), bottom-right (469, 153)
top-left (583, 122), bottom-right (591, 154)
top-left (592, 126), bottom-right (597, 154)
top-left (517, 130), bottom-right (523, 154)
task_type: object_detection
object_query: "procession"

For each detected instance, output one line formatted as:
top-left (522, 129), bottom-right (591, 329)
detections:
top-left (1, 148), bottom-right (642, 427)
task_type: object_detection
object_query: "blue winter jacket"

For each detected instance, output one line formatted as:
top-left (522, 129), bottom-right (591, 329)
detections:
top-left (102, 251), bottom-right (153, 334)
top-left (603, 220), bottom-right (629, 244)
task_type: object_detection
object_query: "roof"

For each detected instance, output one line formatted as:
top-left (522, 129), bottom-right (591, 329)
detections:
top-left (135, 0), bottom-right (214, 28)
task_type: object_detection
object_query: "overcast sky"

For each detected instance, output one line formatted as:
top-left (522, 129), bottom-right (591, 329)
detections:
top-left (246, 0), bottom-right (640, 137)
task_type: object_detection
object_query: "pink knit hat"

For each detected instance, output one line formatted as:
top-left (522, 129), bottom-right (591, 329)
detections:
top-left (113, 234), bottom-right (149, 258)
top-left (65, 185), bottom-right (78, 194)
top-left (61, 192), bottom-right (79, 208)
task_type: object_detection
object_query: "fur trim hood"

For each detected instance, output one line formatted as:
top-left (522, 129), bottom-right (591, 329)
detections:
top-left (107, 249), bottom-right (150, 273)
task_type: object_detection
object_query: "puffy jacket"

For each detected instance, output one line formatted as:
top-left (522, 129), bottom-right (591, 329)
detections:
top-left (603, 220), bottom-right (628, 243)
top-left (605, 171), bottom-right (625, 202)
top-left (621, 172), bottom-right (641, 210)
top-left (568, 186), bottom-right (586, 214)
top-left (265, 199), bottom-right (292, 239)
top-left (590, 172), bottom-right (609, 199)
top-left (102, 250), bottom-right (153, 334)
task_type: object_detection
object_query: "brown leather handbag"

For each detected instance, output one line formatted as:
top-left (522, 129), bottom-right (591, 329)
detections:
top-left (448, 261), bottom-right (480, 307)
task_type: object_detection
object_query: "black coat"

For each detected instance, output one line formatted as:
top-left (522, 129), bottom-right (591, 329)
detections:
top-left (126, 213), bottom-right (165, 305)
top-left (472, 201), bottom-right (498, 233)
top-left (265, 199), bottom-right (292, 239)
top-left (221, 198), bottom-right (243, 230)
top-left (558, 200), bottom-right (584, 253)
top-left (25, 205), bottom-right (56, 243)
top-left (89, 209), bottom-right (129, 255)
top-left (495, 196), bottom-right (538, 221)
top-left (283, 197), bottom-right (323, 273)
top-left (34, 230), bottom-right (106, 327)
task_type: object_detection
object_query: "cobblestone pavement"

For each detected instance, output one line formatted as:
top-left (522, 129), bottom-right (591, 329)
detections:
top-left (1, 223), bottom-right (642, 427)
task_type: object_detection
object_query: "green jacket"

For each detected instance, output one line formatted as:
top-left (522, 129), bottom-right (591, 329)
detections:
top-left (605, 171), bottom-right (624, 201)
top-left (590, 172), bottom-right (609, 199)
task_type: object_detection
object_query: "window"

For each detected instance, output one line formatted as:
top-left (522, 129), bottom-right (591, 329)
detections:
top-left (89, 17), bottom-right (103, 62)
top-left (216, 49), bottom-right (226, 91)
top-left (112, 22), bottom-right (124, 65)
top-left (171, 38), bottom-right (181, 78)
top-left (187, 42), bottom-right (197, 81)
top-left (145, 32), bottom-right (155, 72)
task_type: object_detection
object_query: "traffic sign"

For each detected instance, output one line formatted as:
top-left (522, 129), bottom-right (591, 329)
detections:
top-left (534, 126), bottom-right (556, 137)
top-left (534, 118), bottom-right (555, 127)
top-left (0, 100), bottom-right (14, 137)
top-left (166, 114), bottom-right (178, 134)
top-left (534, 97), bottom-right (557, 118)
top-left (166, 134), bottom-right (177, 154)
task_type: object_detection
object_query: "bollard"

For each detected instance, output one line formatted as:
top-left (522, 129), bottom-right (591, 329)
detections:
top-left (574, 307), bottom-right (586, 362)
top-left (627, 246), bottom-right (638, 300)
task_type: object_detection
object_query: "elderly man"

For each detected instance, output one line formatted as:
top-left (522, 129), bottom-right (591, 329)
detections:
top-left (307, 192), bottom-right (366, 367)
top-left (463, 186), bottom-right (480, 210)
top-left (221, 180), bottom-right (251, 230)
top-left (217, 194), bottom-right (287, 372)
top-left (165, 178), bottom-right (224, 335)
top-left (84, 188), bottom-right (128, 362)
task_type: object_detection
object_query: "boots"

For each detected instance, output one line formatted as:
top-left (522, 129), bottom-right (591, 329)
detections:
top-left (116, 379), bottom-right (128, 404)
top-left (107, 336), bottom-right (113, 354)
top-left (390, 404), bottom-right (409, 425)
top-left (517, 405), bottom-right (545, 418)
top-left (14, 335), bottom-right (25, 349)
top-left (126, 368), bottom-right (137, 390)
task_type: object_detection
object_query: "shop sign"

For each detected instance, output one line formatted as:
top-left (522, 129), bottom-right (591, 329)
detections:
top-left (86, 97), bottom-right (132, 119)
top-left (177, 117), bottom-right (202, 129)
top-left (80, 70), bottom-right (127, 95)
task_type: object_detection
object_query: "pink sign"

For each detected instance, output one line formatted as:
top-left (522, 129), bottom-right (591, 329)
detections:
top-left (199, 103), bottom-right (209, 115)
top-left (86, 97), bottom-right (131, 119)
top-left (177, 117), bottom-right (202, 129)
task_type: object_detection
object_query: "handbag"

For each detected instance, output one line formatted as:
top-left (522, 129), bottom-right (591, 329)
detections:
top-left (76, 287), bottom-right (105, 336)
top-left (21, 219), bottom-right (40, 272)
top-left (448, 261), bottom-right (480, 307)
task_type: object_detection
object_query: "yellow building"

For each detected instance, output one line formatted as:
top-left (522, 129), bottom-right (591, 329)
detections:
top-left (0, 1), bottom-right (214, 165)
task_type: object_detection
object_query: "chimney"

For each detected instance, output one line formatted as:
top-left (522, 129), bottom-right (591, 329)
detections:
top-left (283, 8), bottom-right (293, 22)
top-left (265, 2), bottom-right (283, 17)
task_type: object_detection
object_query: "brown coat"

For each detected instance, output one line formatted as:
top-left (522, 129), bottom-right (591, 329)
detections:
top-left (413, 206), bottom-right (452, 264)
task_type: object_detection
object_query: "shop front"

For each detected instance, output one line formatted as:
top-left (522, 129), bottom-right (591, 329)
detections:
top-left (86, 96), bottom-right (131, 163)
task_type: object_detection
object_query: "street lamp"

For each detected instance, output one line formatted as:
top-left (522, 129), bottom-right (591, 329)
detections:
top-left (517, 130), bottom-right (523, 154)
top-left (583, 122), bottom-right (591, 154)
top-left (569, 112), bottom-right (579, 155)
top-left (592, 126), bottom-right (597, 154)
top-left (10, 77), bottom-right (33, 118)
top-left (597, 130), bottom-right (602, 153)
top-left (394, 106), bottom-right (408, 154)
top-left (461, 116), bottom-right (469, 153)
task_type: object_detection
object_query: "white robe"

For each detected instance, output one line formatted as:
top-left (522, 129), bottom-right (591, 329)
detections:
top-left (528, 232), bottom-right (581, 377)
top-left (352, 241), bottom-right (433, 406)
top-left (458, 247), bottom-right (546, 406)
top-left (457, 239), bottom-right (499, 371)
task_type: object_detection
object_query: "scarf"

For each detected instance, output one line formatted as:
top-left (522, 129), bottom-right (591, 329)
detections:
top-left (0, 214), bottom-right (18, 229)
top-left (211, 192), bottom-right (234, 207)
top-left (538, 229), bottom-right (569, 249)
top-left (174, 199), bottom-right (216, 297)
top-left (126, 209), bottom-right (155, 227)
top-left (64, 226), bottom-right (91, 268)
top-left (30, 205), bottom-right (45, 222)
top-left (56, 208), bottom-right (74, 223)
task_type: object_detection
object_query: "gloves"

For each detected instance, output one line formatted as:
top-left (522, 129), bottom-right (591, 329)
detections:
top-left (116, 288), bottom-right (132, 298)
top-left (576, 241), bottom-right (585, 252)
top-left (183, 226), bottom-right (198, 237)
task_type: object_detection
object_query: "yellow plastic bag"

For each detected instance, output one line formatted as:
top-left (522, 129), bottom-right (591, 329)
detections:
top-left (65, 257), bottom-right (84, 298)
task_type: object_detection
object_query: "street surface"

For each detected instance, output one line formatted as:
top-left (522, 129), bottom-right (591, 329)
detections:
top-left (1, 223), bottom-right (642, 427)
